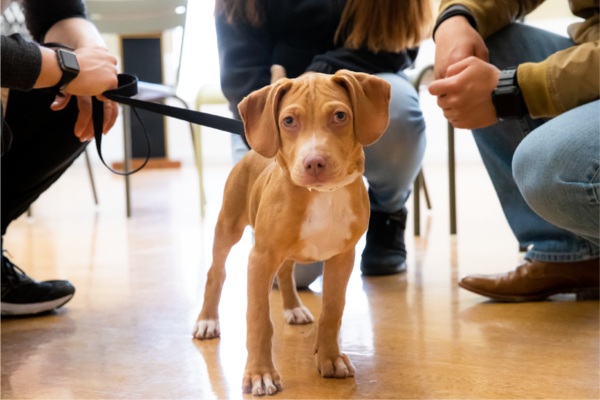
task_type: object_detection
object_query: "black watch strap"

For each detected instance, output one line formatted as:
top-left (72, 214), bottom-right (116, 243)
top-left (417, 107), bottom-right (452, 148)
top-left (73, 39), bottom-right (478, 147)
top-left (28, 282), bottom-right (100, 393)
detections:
top-left (433, 4), bottom-right (478, 42)
top-left (492, 67), bottom-right (529, 120)
top-left (51, 64), bottom-right (77, 90)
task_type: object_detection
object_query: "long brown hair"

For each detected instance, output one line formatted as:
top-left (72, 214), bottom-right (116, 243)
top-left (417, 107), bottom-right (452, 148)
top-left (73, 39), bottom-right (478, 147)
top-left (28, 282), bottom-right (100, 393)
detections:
top-left (216, 0), bottom-right (433, 53)
top-left (216, 0), bottom-right (265, 27)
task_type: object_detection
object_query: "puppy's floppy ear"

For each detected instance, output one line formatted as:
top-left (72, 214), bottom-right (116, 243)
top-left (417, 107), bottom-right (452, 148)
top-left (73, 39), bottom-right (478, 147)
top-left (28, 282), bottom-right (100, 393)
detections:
top-left (238, 79), bottom-right (293, 158)
top-left (331, 70), bottom-right (391, 146)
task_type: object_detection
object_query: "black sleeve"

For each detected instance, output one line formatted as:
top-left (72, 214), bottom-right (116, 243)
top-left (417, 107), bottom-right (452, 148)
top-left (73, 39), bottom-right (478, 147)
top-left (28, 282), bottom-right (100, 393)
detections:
top-left (216, 13), bottom-right (273, 119)
top-left (21, 0), bottom-right (87, 43)
top-left (306, 47), bottom-right (416, 75)
top-left (1, 34), bottom-right (42, 91)
top-left (2, 105), bottom-right (13, 157)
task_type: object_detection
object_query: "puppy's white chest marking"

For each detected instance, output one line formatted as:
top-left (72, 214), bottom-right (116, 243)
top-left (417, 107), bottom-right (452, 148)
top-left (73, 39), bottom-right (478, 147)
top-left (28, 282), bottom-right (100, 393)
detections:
top-left (299, 189), bottom-right (356, 261)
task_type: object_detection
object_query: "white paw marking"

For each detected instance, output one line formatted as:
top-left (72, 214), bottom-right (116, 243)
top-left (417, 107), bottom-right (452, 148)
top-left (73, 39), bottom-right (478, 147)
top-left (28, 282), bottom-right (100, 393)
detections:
top-left (316, 353), bottom-right (356, 379)
top-left (334, 357), bottom-right (350, 378)
top-left (252, 379), bottom-right (264, 396)
top-left (192, 319), bottom-right (220, 339)
top-left (244, 373), bottom-right (282, 396)
top-left (284, 306), bottom-right (314, 325)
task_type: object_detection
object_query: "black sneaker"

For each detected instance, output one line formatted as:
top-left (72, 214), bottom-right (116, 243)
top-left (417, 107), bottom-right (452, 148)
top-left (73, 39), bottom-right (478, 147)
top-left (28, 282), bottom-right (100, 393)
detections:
top-left (360, 208), bottom-right (408, 276)
top-left (1, 253), bottom-right (75, 316)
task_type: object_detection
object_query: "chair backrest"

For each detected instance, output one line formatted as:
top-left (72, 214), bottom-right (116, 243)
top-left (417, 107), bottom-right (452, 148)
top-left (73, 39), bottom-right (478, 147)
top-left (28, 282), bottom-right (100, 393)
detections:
top-left (85, 0), bottom-right (187, 35)
top-left (86, 0), bottom-right (188, 86)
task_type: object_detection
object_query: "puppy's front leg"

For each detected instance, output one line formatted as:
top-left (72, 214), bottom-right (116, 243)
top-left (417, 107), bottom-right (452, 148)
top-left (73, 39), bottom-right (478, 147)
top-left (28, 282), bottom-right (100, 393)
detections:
top-left (314, 249), bottom-right (356, 379)
top-left (242, 248), bottom-right (284, 396)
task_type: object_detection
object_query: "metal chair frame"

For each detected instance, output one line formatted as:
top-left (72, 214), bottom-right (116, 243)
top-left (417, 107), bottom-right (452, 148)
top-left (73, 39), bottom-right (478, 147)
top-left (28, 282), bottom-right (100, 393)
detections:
top-left (409, 65), bottom-right (457, 236)
top-left (86, 0), bottom-right (199, 217)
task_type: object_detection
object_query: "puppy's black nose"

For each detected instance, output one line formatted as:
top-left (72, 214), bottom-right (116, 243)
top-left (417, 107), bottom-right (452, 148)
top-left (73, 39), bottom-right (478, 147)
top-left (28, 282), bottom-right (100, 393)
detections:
top-left (303, 155), bottom-right (327, 176)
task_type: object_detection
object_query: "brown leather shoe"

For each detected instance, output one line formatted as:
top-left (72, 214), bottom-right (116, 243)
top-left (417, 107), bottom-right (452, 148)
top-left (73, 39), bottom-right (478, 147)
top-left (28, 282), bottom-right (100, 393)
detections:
top-left (459, 258), bottom-right (600, 302)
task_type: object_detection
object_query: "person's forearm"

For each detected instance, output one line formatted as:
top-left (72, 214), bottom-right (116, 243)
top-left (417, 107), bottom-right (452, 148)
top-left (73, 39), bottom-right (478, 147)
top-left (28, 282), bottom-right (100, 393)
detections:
top-left (43, 18), bottom-right (106, 50)
top-left (33, 18), bottom-right (107, 88)
top-left (437, 0), bottom-right (544, 39)
top-left (33, 46), bottom-right (62, 88)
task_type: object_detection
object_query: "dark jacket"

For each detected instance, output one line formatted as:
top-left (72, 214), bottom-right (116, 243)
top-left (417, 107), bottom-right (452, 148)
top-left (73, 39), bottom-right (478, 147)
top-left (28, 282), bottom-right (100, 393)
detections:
top-left (217, 0), bottom-right (417, 120)
top-left (1, 0), bottom-right (86, 155)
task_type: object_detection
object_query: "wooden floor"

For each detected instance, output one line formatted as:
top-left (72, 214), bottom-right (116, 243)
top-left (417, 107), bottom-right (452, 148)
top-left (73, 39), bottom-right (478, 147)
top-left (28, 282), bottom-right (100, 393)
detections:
top-left (2, 162), bottom-right (598, 399)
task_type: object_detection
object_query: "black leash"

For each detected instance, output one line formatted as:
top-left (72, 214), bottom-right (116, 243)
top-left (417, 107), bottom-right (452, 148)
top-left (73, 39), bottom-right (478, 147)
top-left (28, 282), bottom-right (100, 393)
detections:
top-left (41, 43), bottom-right (242, 176)
top-left (92, 73), bottom-right (245, 176)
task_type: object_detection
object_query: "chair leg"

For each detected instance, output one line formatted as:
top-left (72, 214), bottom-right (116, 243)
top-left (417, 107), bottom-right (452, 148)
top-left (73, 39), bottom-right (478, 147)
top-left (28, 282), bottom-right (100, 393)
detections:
top-left (84, 148), bottom-right (99, 205)
top-left (123, 105), bottom-right (133, 218)
top-left (420, 170), bottom-right (432, 210)
top-left (175, 95), bottom-right (206, 218)
top-left (191, 123), bottom-right (206, 218)
top-left (414, 169), bottom-right (421, 236)
top-left (448, 121), bottom-right (457, 235)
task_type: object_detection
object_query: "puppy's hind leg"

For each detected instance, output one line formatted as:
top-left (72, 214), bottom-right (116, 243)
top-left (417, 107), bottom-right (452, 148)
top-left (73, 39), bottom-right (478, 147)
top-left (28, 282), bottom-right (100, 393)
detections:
top-left (278, 260), bottom-right (314, 325)
top-left (193, 214), bottom-right (246, 340)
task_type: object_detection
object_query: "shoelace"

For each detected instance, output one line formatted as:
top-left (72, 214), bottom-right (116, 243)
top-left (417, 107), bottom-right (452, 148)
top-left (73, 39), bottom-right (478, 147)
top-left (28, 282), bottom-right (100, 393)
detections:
top-left (1, 251), bottom-right (28, 288)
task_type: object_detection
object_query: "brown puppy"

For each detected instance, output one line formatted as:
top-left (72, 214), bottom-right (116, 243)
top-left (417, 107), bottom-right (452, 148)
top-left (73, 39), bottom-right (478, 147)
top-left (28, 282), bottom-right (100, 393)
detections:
top-left (192, 70), bottom-right (391, 396)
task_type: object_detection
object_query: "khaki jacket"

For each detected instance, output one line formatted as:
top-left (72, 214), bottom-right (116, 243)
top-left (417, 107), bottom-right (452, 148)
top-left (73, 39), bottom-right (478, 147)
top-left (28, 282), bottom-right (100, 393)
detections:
top-left (439, 0), bottom-right (599, 118)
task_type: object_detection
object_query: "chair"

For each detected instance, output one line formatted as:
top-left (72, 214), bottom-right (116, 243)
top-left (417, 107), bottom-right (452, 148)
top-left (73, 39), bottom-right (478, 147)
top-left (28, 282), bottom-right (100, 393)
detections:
top-left (86, 0), bottom-right (202, 217)
top-left (406, 64), bottom-right (457, 236)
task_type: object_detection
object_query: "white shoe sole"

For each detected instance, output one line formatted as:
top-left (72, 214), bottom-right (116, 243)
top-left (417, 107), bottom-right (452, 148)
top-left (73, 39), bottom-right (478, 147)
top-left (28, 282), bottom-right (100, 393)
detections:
top-left (1, 294), bottom-right (74, 316)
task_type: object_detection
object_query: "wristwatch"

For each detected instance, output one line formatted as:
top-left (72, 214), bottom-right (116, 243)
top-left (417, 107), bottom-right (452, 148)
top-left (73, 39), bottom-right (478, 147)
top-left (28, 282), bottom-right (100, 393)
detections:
top-left (491, 67), bottom-right (529, 120)
top-left (48, 47), bottom-right (80, 95)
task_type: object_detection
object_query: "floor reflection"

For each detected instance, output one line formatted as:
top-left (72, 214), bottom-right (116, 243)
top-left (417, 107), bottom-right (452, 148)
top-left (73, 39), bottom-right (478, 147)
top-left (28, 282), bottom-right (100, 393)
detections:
top-left (2, 313), bottom-right (77, 399)
top-left (193, 339), bottom-right (231, 400)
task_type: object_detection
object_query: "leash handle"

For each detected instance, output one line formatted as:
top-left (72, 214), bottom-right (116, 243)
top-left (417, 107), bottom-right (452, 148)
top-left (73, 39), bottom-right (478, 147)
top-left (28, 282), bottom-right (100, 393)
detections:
top-left (93, 74), bottom-right (151, 176)
top-left (93, 73), bottom-right (247, 176)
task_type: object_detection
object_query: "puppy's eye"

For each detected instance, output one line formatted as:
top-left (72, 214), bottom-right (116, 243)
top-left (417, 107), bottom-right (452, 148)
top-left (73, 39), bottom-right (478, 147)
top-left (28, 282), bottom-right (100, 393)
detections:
top-left (334, 112), bottom-right (346, 122)
top-left (283, 116), bottom-right (294, 127)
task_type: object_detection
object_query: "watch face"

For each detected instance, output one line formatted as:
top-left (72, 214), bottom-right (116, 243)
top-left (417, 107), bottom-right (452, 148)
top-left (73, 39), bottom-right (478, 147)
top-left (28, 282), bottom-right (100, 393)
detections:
top-left (59, 50), bottom-right (80, 73)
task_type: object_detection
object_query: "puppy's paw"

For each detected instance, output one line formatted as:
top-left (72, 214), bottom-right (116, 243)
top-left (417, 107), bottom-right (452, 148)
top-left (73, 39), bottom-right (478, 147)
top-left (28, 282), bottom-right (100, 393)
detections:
top-left (315, 352), bottom-right (355, 379)
top-left (283, 306), bottom-right (314, 325)
top-left (242, 369), bottom-right (283, 396)
top-left (192, 319), bottom-right (220, 340)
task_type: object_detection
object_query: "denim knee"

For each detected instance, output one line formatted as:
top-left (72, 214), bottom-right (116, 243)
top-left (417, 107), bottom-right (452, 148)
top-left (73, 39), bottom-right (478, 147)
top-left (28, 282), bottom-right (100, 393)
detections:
top-left (513, 101), bottom-right (600, 243)
top-left (512, 135), bottom-right (551, 215)
top-left (363, 72), bottom-right (426, 212)
top-left (366, 72), bottom-right (426, 173)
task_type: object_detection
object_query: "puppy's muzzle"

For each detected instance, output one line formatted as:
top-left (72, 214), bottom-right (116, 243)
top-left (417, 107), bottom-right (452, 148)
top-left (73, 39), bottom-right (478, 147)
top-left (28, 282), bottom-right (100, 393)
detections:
top-left (303, 155), bottom-right (328, 182)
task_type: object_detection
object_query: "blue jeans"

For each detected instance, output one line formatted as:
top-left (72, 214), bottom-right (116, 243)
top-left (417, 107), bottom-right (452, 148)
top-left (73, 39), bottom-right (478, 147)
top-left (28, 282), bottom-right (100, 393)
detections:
top-left (513, 100), bottom-right (600, 246)
top-left (232, 71), bottom-right (427, 213)
top-left (473, 23), bottom-right (600, 261)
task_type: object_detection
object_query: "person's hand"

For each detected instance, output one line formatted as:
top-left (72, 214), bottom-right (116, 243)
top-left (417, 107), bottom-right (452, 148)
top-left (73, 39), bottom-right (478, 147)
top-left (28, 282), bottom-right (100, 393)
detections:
top-left (51, 46), bottom-right (119, 142)
top-left (50, 94), bottom-right (118, 142)
top-left (271, 65), bottom-right (287, 84)
top-left (428, 56), bottom-right (501, 129)
top-left (434, 16), bottom-right (488, 80)
top-left (64, 46), bottom-right (118, 99)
